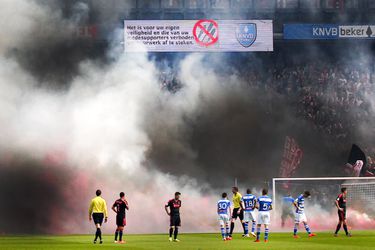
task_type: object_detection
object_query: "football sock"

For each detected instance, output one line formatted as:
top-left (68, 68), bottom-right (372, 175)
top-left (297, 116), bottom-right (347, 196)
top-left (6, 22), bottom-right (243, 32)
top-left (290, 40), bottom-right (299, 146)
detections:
top-left (169, 228), bottom-right (173, 238)
top-left (94, 230), bottom-right (98, 241)
top-left (174, 227), bottom-right (179, 239)
top-left (115, 230), bottom-right (118, 241)
top-left (220, 227), bottom-right (226, 238)
top-left (244, 222), bottom-right (249, 235)
top-left (265, 228), bottom-right (269, 240)
top-left (305, 224), bottom-right (311, 234)
top-left (230, 222), bottom-right (235, 235)
top-left (256, 225), bottom-right (261, 240)
top-left (119, 231), bottom-right (123, 241)
top-left (293, 225), bottom-right (298, 235)
top-left (335, 223), bottom-right (341, 234)
top-left (226, 225), bottom-right (230, 237)
top-left (251, 221), bottom-right (256, 233)
top-left (343, 224), bottom-right (348, 235)
top-left (96, 228), bottom-right (102, 241)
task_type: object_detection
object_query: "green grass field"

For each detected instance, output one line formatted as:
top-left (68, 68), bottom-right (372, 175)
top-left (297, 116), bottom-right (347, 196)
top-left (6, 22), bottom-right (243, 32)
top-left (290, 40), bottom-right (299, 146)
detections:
top-left (1, 231), bottom-right (374, 250)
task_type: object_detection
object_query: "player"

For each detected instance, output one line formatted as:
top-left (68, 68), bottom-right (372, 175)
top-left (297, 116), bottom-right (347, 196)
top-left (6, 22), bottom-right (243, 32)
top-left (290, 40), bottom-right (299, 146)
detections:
top-left (334, 187), bottom-right (351, 237)
top-left (240, 188), bottom-right (257, 237)
top-left (254, 188), bottom-right (272, 242)
top-left (111, 192), bottom-right (129, 244)
top-left (229, 187), bottom-right (246, 238)
top-left (293, 191), bottom-right (316, 238)
top-left (281, 194), bottom-right (294, 228)
top-left (217, 192), bottom-right (232, 241)
top-left (165, 192), bottom-right (182, 242)
top-left (88, 189), bottom-right (108, 244)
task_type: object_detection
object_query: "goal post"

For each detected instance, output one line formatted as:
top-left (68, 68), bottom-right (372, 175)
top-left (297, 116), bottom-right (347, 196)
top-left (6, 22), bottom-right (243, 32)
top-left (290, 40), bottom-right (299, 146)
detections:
top-left (272, 177), bottom-right (375, 219)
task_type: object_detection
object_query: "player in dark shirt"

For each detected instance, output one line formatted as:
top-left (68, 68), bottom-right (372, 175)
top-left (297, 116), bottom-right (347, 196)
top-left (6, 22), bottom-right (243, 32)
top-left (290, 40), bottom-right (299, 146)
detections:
top-left (165, 192), bottom-right (182, 242)
top-left (334, 187), bottom-right (351, 237)
top-left (111, 192), bottom-right (129, 243)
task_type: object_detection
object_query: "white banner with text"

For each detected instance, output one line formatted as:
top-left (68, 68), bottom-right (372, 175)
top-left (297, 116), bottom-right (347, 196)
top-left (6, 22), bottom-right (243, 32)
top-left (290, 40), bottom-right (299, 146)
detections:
top-left (124, 20), bottom-right (273, 52)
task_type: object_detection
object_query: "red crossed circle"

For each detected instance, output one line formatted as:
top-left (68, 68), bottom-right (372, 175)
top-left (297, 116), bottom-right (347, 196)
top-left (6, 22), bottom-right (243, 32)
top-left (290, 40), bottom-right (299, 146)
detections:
top-left (192, 20), bottom-right (219, 47)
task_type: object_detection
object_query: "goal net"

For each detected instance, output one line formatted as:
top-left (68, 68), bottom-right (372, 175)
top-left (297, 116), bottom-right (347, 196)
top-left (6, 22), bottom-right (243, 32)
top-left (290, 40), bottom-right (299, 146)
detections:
top-left (272, 177), bottom-right (375, 230)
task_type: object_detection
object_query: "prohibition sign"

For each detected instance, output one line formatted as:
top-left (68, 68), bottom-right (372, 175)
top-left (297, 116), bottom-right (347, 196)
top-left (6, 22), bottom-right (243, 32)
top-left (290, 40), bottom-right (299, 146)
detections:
top-left (193, 20), bottom-right (219, 47)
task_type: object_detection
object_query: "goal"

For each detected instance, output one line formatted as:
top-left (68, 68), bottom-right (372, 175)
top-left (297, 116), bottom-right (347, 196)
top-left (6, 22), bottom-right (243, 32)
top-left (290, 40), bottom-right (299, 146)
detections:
top-left (272, 177), bottom-right (375, 218)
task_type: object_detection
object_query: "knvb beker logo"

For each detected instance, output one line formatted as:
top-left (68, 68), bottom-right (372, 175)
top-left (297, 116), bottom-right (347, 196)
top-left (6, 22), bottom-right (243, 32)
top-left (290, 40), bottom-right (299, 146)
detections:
top-left (236, 23), bottom-right (257, 47)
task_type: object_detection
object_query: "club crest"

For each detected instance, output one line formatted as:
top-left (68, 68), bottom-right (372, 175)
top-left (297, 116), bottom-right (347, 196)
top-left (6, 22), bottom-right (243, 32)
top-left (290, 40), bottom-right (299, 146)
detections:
top-left (236, 23), bottom-right (257, 47)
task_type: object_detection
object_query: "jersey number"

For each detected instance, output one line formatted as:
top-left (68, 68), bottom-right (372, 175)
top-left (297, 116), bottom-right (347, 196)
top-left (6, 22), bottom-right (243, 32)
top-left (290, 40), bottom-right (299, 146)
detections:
top-left (218, 203), bottom-right (228, 209)
top-left (245, 200), bottom-right (253, 208)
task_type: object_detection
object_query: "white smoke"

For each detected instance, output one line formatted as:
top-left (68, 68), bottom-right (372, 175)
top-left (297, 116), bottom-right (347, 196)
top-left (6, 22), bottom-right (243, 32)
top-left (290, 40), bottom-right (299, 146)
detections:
top-left (0, 0), bottom-right (81, 54)
top-left (0, 0), bottom-right (227, 234)
top-left (0, 49), bottom-right (223, 234)
top-left (0, 0), bottom-right (47, 52)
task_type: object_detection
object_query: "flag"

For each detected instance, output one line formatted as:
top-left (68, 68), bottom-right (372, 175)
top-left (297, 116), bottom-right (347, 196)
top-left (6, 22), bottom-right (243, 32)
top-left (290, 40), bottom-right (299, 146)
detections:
top-left (345, 144), bottom-right (367, 177)
top-left (279, 136), bottom-right (303, 178)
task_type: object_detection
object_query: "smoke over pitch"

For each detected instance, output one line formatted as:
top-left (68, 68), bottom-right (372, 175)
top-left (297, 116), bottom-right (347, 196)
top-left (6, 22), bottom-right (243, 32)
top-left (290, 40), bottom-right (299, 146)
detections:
top-left (1, 0), bottom-right (374, 235)
top-left (0, 0), bottom-right (222, 234)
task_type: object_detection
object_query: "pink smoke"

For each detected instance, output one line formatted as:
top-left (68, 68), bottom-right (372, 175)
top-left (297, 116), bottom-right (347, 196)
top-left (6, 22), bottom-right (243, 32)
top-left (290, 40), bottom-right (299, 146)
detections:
top-left (271, 208), bottom-right (375, 232)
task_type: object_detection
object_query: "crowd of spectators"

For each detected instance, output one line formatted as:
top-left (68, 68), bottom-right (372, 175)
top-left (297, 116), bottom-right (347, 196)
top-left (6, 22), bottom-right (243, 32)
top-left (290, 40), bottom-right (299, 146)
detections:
top-left (237, 60), bottom-right (374, 145)
top-left (158, 56), bottom-right (375, 167)
top-left (270, 63), bottom-right (373, 140)
top-left (245, 59), bottom-right (375, 174)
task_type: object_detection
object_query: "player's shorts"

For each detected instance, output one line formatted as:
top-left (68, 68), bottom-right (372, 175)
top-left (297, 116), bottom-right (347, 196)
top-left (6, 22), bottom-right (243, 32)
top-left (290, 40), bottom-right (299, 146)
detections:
top-left (92, 213), bottom-right (104, 225)
top-left (243, 210), bottom-right (256, 222)
top-left (294, 212), bottom-right (307, 224)
top-left (218, 214), bottom-right (230, 226)
top-left (338, 209), bottom-right (346, 221)
top-left (116, 213), bottom-right (127, 227)
top-left (232, 208), bottom-right (244, 220)
top-left (170, 215), bottom-right (181, 227)
top-left (257, 211), bottom-right (270, 225)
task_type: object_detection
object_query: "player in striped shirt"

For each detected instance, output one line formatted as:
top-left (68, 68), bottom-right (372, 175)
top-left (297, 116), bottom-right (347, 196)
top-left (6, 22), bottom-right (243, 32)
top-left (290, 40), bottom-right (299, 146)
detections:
top-left (293, 191), bottom-right (316, 238)
top-left (240, 189), bottom-right (257, 237)
top-left (217, 193), bottom-right (232, 241)
top-left (254, 189), bottom-right (272, 242)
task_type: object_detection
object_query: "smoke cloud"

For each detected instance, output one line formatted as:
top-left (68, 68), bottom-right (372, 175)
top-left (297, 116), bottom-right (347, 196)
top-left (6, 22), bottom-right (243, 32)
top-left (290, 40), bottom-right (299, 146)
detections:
top-left (0, 0), bottom-right (220, 233)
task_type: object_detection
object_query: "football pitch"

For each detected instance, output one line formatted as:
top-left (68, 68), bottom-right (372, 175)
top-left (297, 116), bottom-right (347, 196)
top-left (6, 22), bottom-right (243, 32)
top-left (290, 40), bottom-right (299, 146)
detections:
top-left (1, 231), bottom-right (375, 250)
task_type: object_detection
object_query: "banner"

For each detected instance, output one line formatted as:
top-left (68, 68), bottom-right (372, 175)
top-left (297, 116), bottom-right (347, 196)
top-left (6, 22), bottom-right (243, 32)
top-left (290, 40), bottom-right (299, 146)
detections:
top-left (279, 136), bottom-right (303, 178)
top-left (124, 20), bottom-right (273, 52)
top-left (284, 24), bottom-right (375, 40)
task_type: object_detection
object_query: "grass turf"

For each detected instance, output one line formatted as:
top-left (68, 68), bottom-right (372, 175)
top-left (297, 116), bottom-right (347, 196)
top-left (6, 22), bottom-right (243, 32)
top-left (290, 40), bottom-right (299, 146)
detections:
top-left (1, 231), bottom-right (374, 250)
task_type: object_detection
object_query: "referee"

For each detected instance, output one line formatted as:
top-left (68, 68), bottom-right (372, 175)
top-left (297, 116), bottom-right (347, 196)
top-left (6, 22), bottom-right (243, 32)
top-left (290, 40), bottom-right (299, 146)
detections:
top-left (229, 186), bottom-right (246, 238)
top-left (89, 189), bottom-right (108, 244)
